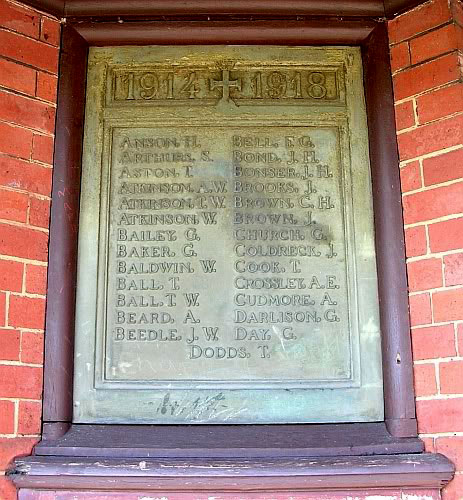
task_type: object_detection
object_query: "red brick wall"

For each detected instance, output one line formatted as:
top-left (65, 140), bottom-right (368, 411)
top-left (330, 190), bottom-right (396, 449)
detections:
top-left (389, 0), bottom-right (463, 498)
top-left (0, 0), bottom-right (59, 498)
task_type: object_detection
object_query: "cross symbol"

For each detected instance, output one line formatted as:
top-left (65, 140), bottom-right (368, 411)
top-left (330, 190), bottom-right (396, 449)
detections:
top-left (210, 69), bottom-right (242, 105)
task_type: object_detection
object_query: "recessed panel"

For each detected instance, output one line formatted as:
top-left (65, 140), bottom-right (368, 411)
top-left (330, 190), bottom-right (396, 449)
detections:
top-left (103, 125), bottom-right (354, 387)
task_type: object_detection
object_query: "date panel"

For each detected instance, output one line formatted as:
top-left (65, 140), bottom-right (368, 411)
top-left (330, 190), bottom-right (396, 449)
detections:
top-left (111, 67), bottom-right (341, 105)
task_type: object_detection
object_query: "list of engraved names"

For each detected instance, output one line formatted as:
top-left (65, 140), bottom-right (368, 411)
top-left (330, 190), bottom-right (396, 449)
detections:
top-left (106, 126), bottom-right (352, 383)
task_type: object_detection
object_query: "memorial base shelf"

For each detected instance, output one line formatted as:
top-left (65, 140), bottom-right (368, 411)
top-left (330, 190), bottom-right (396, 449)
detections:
top-left (10, 451), bottom-right (454, 496)
top-left (32, 423), bottom-right (423, 459)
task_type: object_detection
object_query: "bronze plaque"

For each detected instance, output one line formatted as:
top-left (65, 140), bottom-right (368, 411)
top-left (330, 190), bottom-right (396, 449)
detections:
top-left (73, 46), bottom-right (383, 423)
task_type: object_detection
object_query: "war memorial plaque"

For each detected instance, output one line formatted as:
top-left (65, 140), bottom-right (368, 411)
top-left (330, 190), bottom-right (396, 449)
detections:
top-left (73, 46), bottom-right (383, 424)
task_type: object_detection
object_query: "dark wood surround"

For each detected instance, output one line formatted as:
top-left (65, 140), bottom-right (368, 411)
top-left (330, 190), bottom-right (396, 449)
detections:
top-left (8, 1), bottom-right (456, 493)
top-left (36, 423), bottom-right (424, 459)
top-left (41, 24), bottom-right (88, 425)
top-left (23, 0), bottom-right (428, 19)
top-left (75, 20), bottom-right (377, 45)
top-left (362, 22), bottom-right (417, 439)
top-left (39, 14), bottom-right (417, 441)
top-left (10, 454), bottom-right (454, 492)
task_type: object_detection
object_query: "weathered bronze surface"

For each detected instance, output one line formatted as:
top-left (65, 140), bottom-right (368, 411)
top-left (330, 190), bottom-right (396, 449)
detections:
top-left (73, 46), bottom-right (383, 423)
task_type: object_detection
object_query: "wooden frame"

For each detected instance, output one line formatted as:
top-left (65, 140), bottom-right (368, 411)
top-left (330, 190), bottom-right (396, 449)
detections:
top-left (11, 454), bottom-right (455, 492)
top-left (22, 0), bottom-right (430, 20)
top-left (35, 17), bottom-right (420, 456)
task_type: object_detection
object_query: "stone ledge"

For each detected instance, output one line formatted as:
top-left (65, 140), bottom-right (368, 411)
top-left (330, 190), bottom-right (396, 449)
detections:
top-left (9, 453), bottom-right (454, 492)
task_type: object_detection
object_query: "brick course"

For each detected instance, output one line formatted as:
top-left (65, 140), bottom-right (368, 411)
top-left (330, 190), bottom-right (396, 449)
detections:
top-left (388, 0), bottom-right (453, 43)
top-left (0, 2), bottom-right (59, 496)
top-left (411, 324), bottom-right (457, 360)
top-left (422, 147), bottom-right (463, 186)
top-left (390, 0), bottom-right (463, 495)
top-left (404, 225), bottom-right (427, 257)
